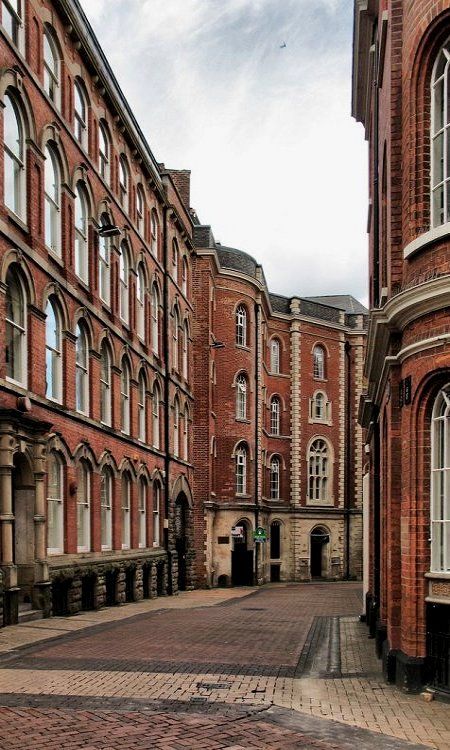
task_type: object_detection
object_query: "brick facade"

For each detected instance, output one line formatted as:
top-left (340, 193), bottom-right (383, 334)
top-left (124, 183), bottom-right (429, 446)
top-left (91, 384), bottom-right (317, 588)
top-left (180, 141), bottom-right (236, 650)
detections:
top-left (353, 0), bottom-right (450, 693)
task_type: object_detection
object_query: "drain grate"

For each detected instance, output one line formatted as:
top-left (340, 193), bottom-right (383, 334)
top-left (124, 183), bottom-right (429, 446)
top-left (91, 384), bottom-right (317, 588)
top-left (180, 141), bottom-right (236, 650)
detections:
top-left (196, 682), bottom-right (231, 690)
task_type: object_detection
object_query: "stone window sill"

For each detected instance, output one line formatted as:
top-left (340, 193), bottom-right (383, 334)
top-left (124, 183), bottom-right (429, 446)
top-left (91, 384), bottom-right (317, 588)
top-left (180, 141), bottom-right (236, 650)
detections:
top-left (404, 223), bottom-right (450, 259)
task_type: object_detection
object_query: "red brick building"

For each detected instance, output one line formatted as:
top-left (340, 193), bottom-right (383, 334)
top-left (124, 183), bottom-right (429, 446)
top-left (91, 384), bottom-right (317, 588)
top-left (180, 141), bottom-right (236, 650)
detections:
top-left (192, 226), bottom-right (367, 587)
top-left (0, 0), bottom-right (195, 624)
top-left (353, 0), bottom-right (450, 693)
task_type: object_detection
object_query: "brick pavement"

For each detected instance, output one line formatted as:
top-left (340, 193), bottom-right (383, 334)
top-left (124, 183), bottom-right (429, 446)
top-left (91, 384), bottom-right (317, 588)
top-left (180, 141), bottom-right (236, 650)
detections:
top-left (0, 583), bottom-right (448, 749)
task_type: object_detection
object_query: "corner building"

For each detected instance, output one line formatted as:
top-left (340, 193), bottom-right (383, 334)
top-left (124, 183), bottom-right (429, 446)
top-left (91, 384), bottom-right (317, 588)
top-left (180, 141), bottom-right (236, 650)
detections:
top-left (0, 0), bottom-right (195, 624)
top-left (353, 0), bottom-right (450, 692)
top-left (192, 225), bottom-right (367, 588)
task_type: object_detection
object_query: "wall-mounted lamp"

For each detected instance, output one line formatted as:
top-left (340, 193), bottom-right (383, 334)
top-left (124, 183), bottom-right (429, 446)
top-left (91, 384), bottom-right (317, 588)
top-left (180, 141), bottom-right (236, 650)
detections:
top-left (98, 223), bottom-right (121, 238)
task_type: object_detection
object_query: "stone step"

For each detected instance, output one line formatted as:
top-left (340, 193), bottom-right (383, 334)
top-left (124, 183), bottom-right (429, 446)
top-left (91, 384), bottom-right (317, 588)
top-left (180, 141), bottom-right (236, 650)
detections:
top-left (18, 606), bottom-right (44, 624)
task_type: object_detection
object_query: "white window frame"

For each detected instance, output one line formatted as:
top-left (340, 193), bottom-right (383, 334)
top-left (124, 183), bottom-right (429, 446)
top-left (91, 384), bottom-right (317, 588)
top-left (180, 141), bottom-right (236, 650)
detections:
top-left (5, 267), bottom-right (27, 387)
top-left (270, 339), bottom-right (280, 374)
top-left (47, 452), bottom-right (64, 554)
top-left (313, 345), bottom-right (325, 379)
top-left (308, 439), bottom-right (330, 504)
top-left (100, 467), bottom-right (112, 551)
top-left (4, 92), bottom-right (25, 220)
top-left (151, 284), bottom-right (159, 354)
top-left (236, 305), bottom-right (247, 347)
top-left (182, 321), bottom-right (188, 380)
top-left (136, 263), bottom-right (146, 340)
top-left (76, 461), bottom-right (91, 552)
top-left (100, 341), bottom-right (112, 426)
top-left (75, 183), bottom-right (89, 283)
top-left (2, 0), bottom-right (24, 50)
top-left (172, 240), bottom-right (179, 284)
top-left (136, 185), bottom-right (145, 236)
top-left (119, 243), bottom-right (129, 324)
top-left (431, 387), bottom-right (450, 572)
top-left (153, 482), bottom-right (160, 547)
top-left (173, 398), bottom-right (180, 457)
top-left (74, 79), bottom-right (88, 149)
top-left (75, 323), bottom-right (89, 415)
top-left (270, 456), bottom-right (280, 500)
top-left (183, 408), bottom-right (189, 461)
top-left (172, 307), bottom-right (179, 371)
top-left (121, 474), bottom-right (131, 550)
top-left (138, 372), bottom-right (146, 442)
top-left (98, 218), bottom-right (111, 306)
top-left (44, 146), bottom-right (61, 255)
top-left (98, 121), bottom-right (110, 184)
top-left (431, 44), bottom-right (450, 227)
top-left (45, 298), bottom-right (62, 403)
top-left (182, 256), bottom-right (188, 295)
top-left (151, 210), bottom-right (158, 256)
top-left (270, 397), bottom-right (281, 435)
top-left (138, 479), bottom-right (147, 548)
top-left (119, 155), bottom-right (129, 211)
top-left (236, 373), bottom-right (247, 420)
top-left (152, 384), bottom-right (160, 449)
top-left (236, 445), bottom-right (247, 495)
top-left (121, 359), bottom-right (130, 435)
top-left (43, 28), bottom-right (60, 109)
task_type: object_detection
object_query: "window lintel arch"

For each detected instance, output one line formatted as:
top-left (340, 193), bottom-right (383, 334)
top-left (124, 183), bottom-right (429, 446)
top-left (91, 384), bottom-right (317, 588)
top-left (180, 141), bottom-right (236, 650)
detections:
top-left (306, 435), bottom-right (334, 462)
top-left (97, 450), bottom-right (119, 477)
top-left (1, 252), bottom-right (36, 304)
top-left (40, 129), bottom-right (69, 184)
top-left (118, 457), bottom-right (137, 481)
top-left (231, 440), bottom-right (253, 461)
top-left (46, 433), bottom-right (73, 467)
top-left (72, 309), bottom-right (94, 344)
top-left (267, 452), bottom-right (286, 470)
top-left (72, 442), bottom-right (97, 469)
top-left (42, 283), bottom-right (69, 330)
top-left (0, 79), bottom-right (36, 142)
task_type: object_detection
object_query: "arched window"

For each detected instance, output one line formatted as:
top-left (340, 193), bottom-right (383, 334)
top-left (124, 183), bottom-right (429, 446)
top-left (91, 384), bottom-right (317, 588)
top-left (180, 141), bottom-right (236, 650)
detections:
top-left (98, 120), bottom-right (110, 183)
top-left (313, 345), bottom-right (325, 379)
top-left (182, 321), bottom-right (189, 380)
top-left (431, 388), bottom-right (450, 571)
top-left (236, 373), bottom-right (247, 420)
top-left (75, 183), bottom-right (88, 283)
top-left (153, 481), bottom-right (161, 546)
top-left (4, 92), bottom-right (25, 219)
top-left (172, 306), bottom-right (179, 371)
top-left (151, 283), bottom-right (159, 354)
top-left (236, 444), bottom-right (247, 495)
top-left (270, 456), bottom-right (281, 500)
top-left (270, 339), bottom-right (280, 374)
top-left (100, 340), bottom-right (112, 426)
top-left (172, 239), bottom-right (179, 283)
top-left (150, 209), bottom-right (158, 256)
top-left (136, 184), bottom-right (145, 235)
top-left (270, 396), bottom-right (281, 435)
top-left (47, 452), bottom-right (63, 554)
top-left (100, 466), bottom-right (112, 550)
top-left (75, 322), bottom-right (89, 414)
top-left (121, 473), bottom-right (131, 549)
top-left (136, 263), bottom-right (146, 340)
top-left (119, 155), bottom-right (129, 211)
top-left (138, 371), bottom-right (146, 442)
top-left (182, 256), bottom-right (188, 295)
top-left (119, 242), bottom-right (129, 323)
top-left (45, 298), bottom-right (62, 402)
top-left (98, 214), bottom-right (111, 305)
top-left (236, 304), bottom-right (247, 346)
top-left (43, 27), bottom-right (60, 107)
top-left (121, 358), bottom-right (130, 435)
top-left (152, 383), bottom-right (160, 449)
top-left (76, 460), bottom-right (91, 552)
top-left (311, 391), bottom-right (329, 422)
top-left (270, 521), bottom-right (281, 559)
top-left (432, 45), bottom-right (450, 226)
top-left (44, 146), bottom-right (61, 254)
top-left (74, 79), bottom-right (88, 148)
top-left (2, 0), bottom-right (24, 47)
top-left (138, 478), bottom-right (147, 548)
top-left (5, 267), bottom-right (26, 386)
top-left (173, 397), bottom-right (180, 457)
top-left (308, 439), bottom-right (329, 503)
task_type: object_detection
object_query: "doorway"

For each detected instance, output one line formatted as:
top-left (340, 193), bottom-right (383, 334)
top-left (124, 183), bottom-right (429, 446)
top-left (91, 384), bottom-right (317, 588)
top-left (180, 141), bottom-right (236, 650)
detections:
top-left (427, 603), bottom-right (450, 692)
top-left (174, 494), bottom-right (189, 591)
top-left (310, 527), bottom-right (330, 579)
top-left (231, 520), bottom-right (254, 586)
top-left (12, 453), bottom-right (35, 604)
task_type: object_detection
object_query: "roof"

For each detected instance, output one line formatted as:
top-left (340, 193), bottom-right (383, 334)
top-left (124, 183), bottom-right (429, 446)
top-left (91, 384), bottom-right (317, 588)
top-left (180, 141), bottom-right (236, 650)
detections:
top-left (303, 295), bottom-right (368, 315)
top-left (215, 245), bottom-right (258, 279)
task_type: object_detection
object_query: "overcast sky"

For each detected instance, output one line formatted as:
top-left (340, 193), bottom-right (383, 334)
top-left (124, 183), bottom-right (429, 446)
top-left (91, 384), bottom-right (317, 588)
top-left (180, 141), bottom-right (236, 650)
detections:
top-left (80, 0), bottom-right (368, 304)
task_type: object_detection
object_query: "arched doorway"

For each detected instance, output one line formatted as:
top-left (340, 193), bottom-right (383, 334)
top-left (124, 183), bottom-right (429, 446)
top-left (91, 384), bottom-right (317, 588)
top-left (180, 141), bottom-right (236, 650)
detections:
top-left (231, 519), bottom-right (254, 586)
top-left (310, 526), bottom-right (330, 579)
top-left (174, 493), bottom-right (189, 591)
top-left (12, 453), bottom-right (35, 604)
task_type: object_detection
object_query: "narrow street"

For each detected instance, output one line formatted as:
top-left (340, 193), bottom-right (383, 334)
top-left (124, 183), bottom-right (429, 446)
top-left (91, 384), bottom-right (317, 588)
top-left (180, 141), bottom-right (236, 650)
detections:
top-left (0, 583), bottom-right (448, 750)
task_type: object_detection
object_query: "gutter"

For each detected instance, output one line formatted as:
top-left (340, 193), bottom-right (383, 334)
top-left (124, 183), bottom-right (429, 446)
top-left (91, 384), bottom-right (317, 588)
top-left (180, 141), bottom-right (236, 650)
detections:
top-left (163, 205), bottom-right (173, 594)
top-left (254, 301), bottom-right (261, 585)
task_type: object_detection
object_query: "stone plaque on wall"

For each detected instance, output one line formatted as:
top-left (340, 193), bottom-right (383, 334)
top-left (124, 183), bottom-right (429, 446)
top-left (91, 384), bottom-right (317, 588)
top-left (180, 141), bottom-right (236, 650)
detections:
top-left (430, 580), bottom-right (450, 599)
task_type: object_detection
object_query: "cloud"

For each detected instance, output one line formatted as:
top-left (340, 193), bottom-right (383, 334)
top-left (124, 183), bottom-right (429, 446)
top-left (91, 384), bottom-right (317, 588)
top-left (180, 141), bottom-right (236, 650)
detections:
top-left (80, 0), bottom-right (368, 303)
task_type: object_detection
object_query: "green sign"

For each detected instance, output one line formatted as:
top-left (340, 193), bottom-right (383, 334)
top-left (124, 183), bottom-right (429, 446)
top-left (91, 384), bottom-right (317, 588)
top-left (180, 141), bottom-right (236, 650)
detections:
top-left (253, 526), bottom-right (267, 542)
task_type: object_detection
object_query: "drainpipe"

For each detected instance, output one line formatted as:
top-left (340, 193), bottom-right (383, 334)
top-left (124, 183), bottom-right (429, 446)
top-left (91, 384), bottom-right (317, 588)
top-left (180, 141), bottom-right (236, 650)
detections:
top-left (344, 341), bottom-right (351, 579)
top-left (254, 301), bottom-right (261, 585)
top-left (163, 205), bottom-right (173, 595)
top-left (372, 31), bottom-right (380, 308)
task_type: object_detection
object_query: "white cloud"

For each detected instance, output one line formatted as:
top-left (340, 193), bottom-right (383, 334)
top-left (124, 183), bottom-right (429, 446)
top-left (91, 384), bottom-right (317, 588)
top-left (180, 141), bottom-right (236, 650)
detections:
top-left (80, 0), bottom-right (368, 303)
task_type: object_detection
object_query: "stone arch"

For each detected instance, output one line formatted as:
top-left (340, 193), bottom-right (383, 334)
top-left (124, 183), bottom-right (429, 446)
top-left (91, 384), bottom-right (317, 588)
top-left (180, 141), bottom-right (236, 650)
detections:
top-left (309, 524), bottom-right (331, 579)
top-left (230, 439), bottom-right (253, 461)
top-left (0, 70), bottom-right (37, 142)
top-left (73, 442), bottom-right (97, 469)
top-left (97, 328), bottom-right (117, 368)
top-left (71, 166), bottom-right (95, 218)
top-left (46, 433), bottom-right (73, 467)
top-left (97, 450), bottom-right (119, 477)
top-left (171, 474), bottom-right (193, 507)
top-left (42, 281), bottom-right (70, 331)
top-left (118, 457), bottom-right (137, 481)
top-left (1, 250), bottom-right (36, 305)
top-left (40, 125), bottom-right (70, 185)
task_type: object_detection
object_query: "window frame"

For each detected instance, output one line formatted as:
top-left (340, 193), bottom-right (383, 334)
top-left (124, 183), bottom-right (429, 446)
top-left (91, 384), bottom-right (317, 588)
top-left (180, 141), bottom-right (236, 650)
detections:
top-left (270, 456), bottom-right (281, 500)
top-left (431, 387), bottom-right (450, 572)
top-left (2, 0), bottom-right (24, 49)
top-left (431, 44), bottom-right (450, 227)
top-left (138, 478), bottom-right (147, 549)
top-left (3, 92), bottom-right (26, 220)
top-left (152, 383), bottom-right (160, 449)
top-left (75, 183), bottom-right (89, 283)
top-left (136, 184), bottom-right (145, 236)
top-left (236, 304), bottom-right (247, 347)
top-left (47, 451), bottom-right (64, 555)
top-left (98, 120), bottom-right (110, 184)
top-left (307, 438), bottom-right (330, 505)
top-left (44, 145), bottom-right (61, 255)
top-left (313, 345), bottom-right (326, 380)
top-left (74, 78), bottom-right (88, 149)
top-left (100, 466), bottom-right (112, 551)
top-left (43, 27), bottom-right (60, 109)
top-left (121, 473), bottom-right (131, 550)
top-left (119, 242), bottom-right (130, 324)
top-left (75, 322), bottom-right (89, 415)
top-left (153, 482), bottom-right (160, 547)
top-left (98, 215), bottom-right (111, 306)
top-left (121, 358), bottom-right (131, 435)
top-left (270, 396), bottom-right (281, 435)
top-left (138, 371), bottom-right (147, 443)
top-left (236, 372), bottom-right (247, 421)
top-left (119, 155), bottom-right (129, 212)
top-left (5, 267), bottom-right (27, 387)
top-left (236, 444), bottom-right (247, 495)
top-left (45, 298), bottom-right (62, 403)
top-left (270, 338), bottom-right (280, 374)
top-left (100, 340), bottom-right (112, 426)
top-left (76, 460), bottom-right (91, 552)
top-left (136, 262), bottom-right (146, 341)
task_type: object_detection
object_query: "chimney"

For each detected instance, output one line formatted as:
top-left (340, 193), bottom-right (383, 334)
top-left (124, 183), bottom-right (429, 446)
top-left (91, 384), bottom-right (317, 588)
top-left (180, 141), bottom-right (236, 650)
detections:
top-left (167, 169), bottom-right (191, 210)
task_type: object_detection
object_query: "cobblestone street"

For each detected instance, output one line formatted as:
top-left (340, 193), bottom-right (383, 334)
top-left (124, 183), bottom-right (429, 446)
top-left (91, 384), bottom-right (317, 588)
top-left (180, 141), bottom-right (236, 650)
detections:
top-left (0, 583), bottom-right (449, 749)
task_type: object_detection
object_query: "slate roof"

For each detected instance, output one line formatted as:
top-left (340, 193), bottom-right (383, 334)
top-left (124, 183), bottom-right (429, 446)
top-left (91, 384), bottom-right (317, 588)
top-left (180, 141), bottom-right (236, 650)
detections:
top-left (215, 245), bottom-right (258, 278)
top-left (303, 295), bottom-right (368, 315)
